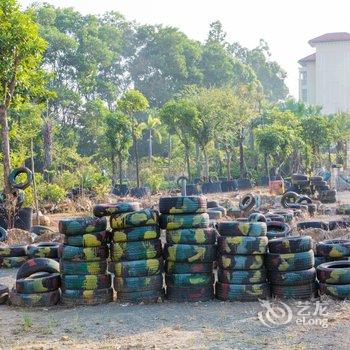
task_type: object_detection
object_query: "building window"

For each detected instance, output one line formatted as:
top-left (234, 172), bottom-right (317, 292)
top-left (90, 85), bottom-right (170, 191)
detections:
top-left (300, 71), bottom-right (307, 84)
top-left (302, 89), bottom-right (307, 102)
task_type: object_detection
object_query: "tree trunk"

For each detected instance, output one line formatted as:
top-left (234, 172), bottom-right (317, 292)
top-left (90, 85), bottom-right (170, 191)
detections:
top-left (168, 135), bottom-right (172, 167)
top-left (148, 129), bottom-right (152, 163)
top-left (118, 153), bottom-right (123, 186)
top-left (185, 146), bottom-right (191, 181)
top-left (239, 137), bottom-right (246, 179)
top-left (43, 119), bottom-right (53, 182)
top-left (0, 105), bottom-right (11, 192)
top-left (203, 147), bottom-right (209, 180)
top-left (111, 154), bottom-right (117, 187)
top-left (132, 131), bottom-right (140, 188)
top-left (264, 153), bottom-right (269, 178)
top-left (226, 149), bottom-right (231, 180)
top-left (195, 144), bottom-right (201, 178)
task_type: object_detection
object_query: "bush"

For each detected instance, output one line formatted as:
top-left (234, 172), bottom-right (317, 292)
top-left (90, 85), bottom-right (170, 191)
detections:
top-left (38, 183), bottom-right (66, 204)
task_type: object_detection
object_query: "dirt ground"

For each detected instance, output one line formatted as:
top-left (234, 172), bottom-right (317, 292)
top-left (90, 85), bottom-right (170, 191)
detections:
top-left (2, 190), bottom-right (350, 349)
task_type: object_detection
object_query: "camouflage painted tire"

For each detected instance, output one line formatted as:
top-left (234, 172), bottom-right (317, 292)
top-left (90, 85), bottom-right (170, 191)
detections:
top-left (61, 274), bottom-right (111, 290)
top-left (314, 256), bottom-right (327, 267)
top-left (336, 204), bottom-right (350, 215)
top-left (218, 254), bottom-right (264, 270)
top-left (113, 226), bottom-right (160, 243)
top-left (2, 256), bottom-right (29, 268)
top-left (61, 287), bottom-right (113, 306)
top-left (166, 285), bottom-right (214, 302)
top-left (218, 268), bottom-right (267, 284)
top-left (64, 231), bottom-right (110, 247)
top-left (113, 258), bottom-right (163, 277)
top-left (268, 268), bottom-right (316, 286)
top-left (217, 221), bottom-right (267, 237)
top-left (207, 210), bottom-right (222, 220)
top-left (265, 250), bottom-right (314, 272)
top-left (0, 285), bottom-right (9, 305)
top-left (271, 283), bottom-right (316, 299)
top-left (266, 222), bottom-right (290, 239)
top-left (110, 239), bottom-right (162, 262)
top-left (0, 245), bottom-right (27, 257)
top-left (17, 258), bottom-right (60, 280)
top-left (164, 243), bottom-right (216, 263)
top-left (211, 206), bottom-right (227, 215)
top-left (268, 236), bottom-right (312, 254)
top-left (117, 288), bottom-right (165, 303)
top-left (93, 202), bottom-right (140, 217)
top-left (59, 245), bottom-right (109, 262)
top-left (16, 273), bottom-right (61, 293)
top-left (60, 261), bottom-right (107, 275)
top-left (316, 239), bottom-right (350, 258)
top-left (159, 196), bottom-right (207, 214)
top-left (110, 209), bottom-right (158, 229)
top-left (166, 228), bottom-right (217, 245)
top-left (59, 216), bottom-right (107, 236)
top-left (10, 289), bottom-right (60, 307)
top-left (0, 228), bottom-right (7, 242)
top-left (218, 236), bottom-right (268, 255)
top-left (319, 283), bottom-right (350, 299)
top-left (216, 282), bottom-right (269, 301)
top-left (113, 274), bottom-right (163, 292)
top-left (27, 243), bottom-right (60, 259)
top-left (272, 211), bottom-right (294, 223)
top-left (248, 212), bottom-right (267, 223)
top-left (317, 261), bottom-right (350, 284)
top-left (159, 213), bottom-right (209, 230)
top-left (165, 261), bottom-right (213, 274)
top-left (165, 273), bottom-right (214, 287)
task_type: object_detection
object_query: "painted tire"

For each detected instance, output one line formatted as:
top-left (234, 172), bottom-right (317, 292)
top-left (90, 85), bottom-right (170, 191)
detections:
top-left (210, 206), bottom-right (227, 215)
top-left (112, 226), bottom-right (160, 243)
top-left (59, 245), bottom-right (109, 262)
top-left (166, 285), bottom-right (214, 302)
top-left (117, 288), bottom-right (164, 303)
top-left (216, 282), bottom-right (269, 301)
top-left (113, 258), bottom-right (163, 277)
top-left (59, 216), bottom-right (107, 236)
top-left (61, 287), bottom-right (113, 306)
top-left (61, 274), bottom-right (111, 290)
top-left (207, 200), bottom-right (220, 208)
top-left (272, 211), bottom-right (294, 223)
top-left (207, 210), bottom-right (222, 220)
top-left (0, 284), bottom-right (9, 305)
top-left (217, 221), bottom-right (267, 237)
top-left (10, 289), bottom-right (60, 307)
top-left (266, 221), bottom-right (290, 239)
top-left (217, 268), bottom-right (267, 284)
top-left (281, 191), bottom-right (300, 208)
top-left (159, 213), bottom-right (209, 230)
top-left (2, 256), bottom-right (29, 268)
top-left (268, 268), bottom-right (316, 286)
top-left (265, 214), bottom-right (285, 223)
top-left (317, 261), bottom-right (350, 284)
top-left (164, 243), bottom-right (216, 263)
top-left (110, 209), bottom-right (158, 229)
top-left (0, 245), bottom-right (27, 257)
top-left (248, 213), bottom-right (267, 223)
top-left (8, 167), bottom-right (33, 190)
top-left (165, 273), bottom-right (214, 287)
top-left (166, 228), bottom-right (217, 245)
top-left (159, 196), bottom-right (207, 214)
top-left (297, 221), bottom-right (329, 230)
top-left (17, 258), bottom-right (60, 280)
top-left (319, 283), bottom-right (350, 299)
top-left (314, 256), bottom-right (327, 267)
top-left (271, 283), bottom-right (316, 299)
top-left (0, 227), bottom-right (8, 242)
top-left (110, 239), bottom-right (162, 262)
top-left (218, 254), bottom-right (264, 270)
top-left (316, 239), bottom-right (350, 258)
top-left (16, 272), bottom-right (61, 294)
top-left (268, 236), bottom-right (313, 254)
top-left (266, 250), bottom-right (314, 272)
top-left (60, 260), bottom-right (107, 275)
top-left (239, 194), bottom-right (256, 211)
top-left (64, 231), bottom-right (110, 247)
top-left (218, 236), bottom-right (268, 255)
top-left (164, 261), bottom-right (213, 274)
top-left (114, 274), bottom-right (163, 292)
top-left (27, 243), bottom-right (60, 259)
top-left (93, 202), bottom-right (140, 217)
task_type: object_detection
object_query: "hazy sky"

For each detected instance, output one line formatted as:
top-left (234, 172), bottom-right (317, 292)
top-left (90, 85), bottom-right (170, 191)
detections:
top-left (20, 0), bottom-right (350, 98)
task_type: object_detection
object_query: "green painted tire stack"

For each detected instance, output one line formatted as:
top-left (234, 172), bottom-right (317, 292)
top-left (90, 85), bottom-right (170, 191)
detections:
top-left (267, 236), bottom-right (316, 299)
top-left (58, 216), bottom-right (113, 305)
top-left (160, 196), bottom-right (216, 302)
top-left (0, 245), bottom-right (28, 268)
top-left (110, 208), bottom-right (164, 303)
top-left (216, 221), bottom-right (269, 301)
top-left (314, 239), bottom-right (350, 267)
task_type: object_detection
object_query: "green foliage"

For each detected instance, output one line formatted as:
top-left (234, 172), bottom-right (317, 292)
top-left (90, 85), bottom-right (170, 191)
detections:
top-left (38, 183), bottom-right (66, 204)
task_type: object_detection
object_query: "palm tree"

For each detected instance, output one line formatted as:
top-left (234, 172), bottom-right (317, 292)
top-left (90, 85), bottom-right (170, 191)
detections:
top-left (144, 110), bottom-right (162, 163)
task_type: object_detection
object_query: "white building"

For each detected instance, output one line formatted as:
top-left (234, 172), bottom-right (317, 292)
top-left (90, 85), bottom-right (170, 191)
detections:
top-left (298, 32), bottom-right (350, 114)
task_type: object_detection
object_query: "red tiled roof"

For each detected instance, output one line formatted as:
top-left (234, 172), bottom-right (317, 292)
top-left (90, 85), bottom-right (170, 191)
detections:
top-left (298, 52), bottom-right (316, 65)
top-left (309, 32), bottom-right (350, 46)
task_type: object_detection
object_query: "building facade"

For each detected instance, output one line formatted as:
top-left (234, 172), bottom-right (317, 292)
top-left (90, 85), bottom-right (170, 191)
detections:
top-left (299, 32), bottom-right (350, 114)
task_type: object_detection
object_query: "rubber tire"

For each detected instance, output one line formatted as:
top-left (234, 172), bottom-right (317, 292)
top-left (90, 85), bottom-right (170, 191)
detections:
top-left (218, 221), bottom-right (267, 237)
top-left (164, 261), bottom-right (213, 274)
top-left (166, 285), bottom-right (214, 302)
top-left (93, 202), bottom-right (140, 217)
top-left (27, 243), bottom-right (60, 259)
top-left (59, 216), bottom-right (107, 236)
top-left (265, 250), bottom-right (314, 272)
top-left (159, 213), bottom-right (209, 230)
top-left (316, 239), bottom-right (350, 258)
top-left (64, 231), bottom-right (110, 247)
top-left (61, 274), bottom-right (111, 290)
top-left (166, 228), bottom-right (217, 245)
top-left (60, 260), bottom-right (107, 275)
top-left (218, 268), bottom-right (267, 284)
top-left (239, 194), bottom-right (256, 211)
top-left (268, 268), bottom-right (316, 286)
top-left (114, 274), bottom-right (163, 292)
top-left (218, 236), bottom-right (268, 255)
top-left (164, 243), bottom-right (216, 263)
top-left (8, 167), bottom-right (33, 190)
top-left (268, 236), bottom-right (312, 254)
top-left (110, 209), bottom-right (158, 229)
top-left (0, 227), bottom-right (8, 242)
top-left (117, 288), bottom-right (165, 303)
top-left (271, 283), bottom-right (316, 299)
top-left (17, 258), bottom-right (60, 280)
top-left (159, 196), bottom-right (207, 214)
top-left (59, 245), bottom-right (109, 262)
top-left (281, 192), bottom-right (300, 208)
top-left (165, 273), bottom-right (214, 287)
top-left (16, 273), bottom-right (61, 294)
top-left (61, 287), bottom-right (113, 306)
top-left (0, 245), bottom-right (27, 257)
top-left (10, 289), bottom-right (60, 307)
top-left (217, 254), bottom-right (264, 270)
top-left (297, 221), bottom-right (329, 230)
top-left (317, 261), bottom-right (350, 284)
top-left (216, 282), bottom-right (269, 301)
top-left (113, 258), bottom-right (163, 277)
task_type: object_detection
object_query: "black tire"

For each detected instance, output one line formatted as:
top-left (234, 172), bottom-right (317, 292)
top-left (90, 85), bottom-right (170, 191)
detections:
top-left (159, 196), bottom-right (207, 214)
top-left (17, 258), bottom-right (60, 280)
top-left (297, 195), bottom-right (312, 204)
top-left (266, 250), bottom-right (314, 272)
top-left (16, 272), bottom-right (61, 294)
top-left (248, 212), bottom-right (267, 223)
top-left (176, 176), bottom-right (189, 188)
top-left (27, 243), bottom-right (60, 259)
top-left (8, 167), bottom-right (33, 190)
top-left (268, 268), bottom-right (316, 286)
top-left (297, 221), bottom-right (329, 231)
top-left (14, 207), bottom-right (32, 231)
top-left (30, 225), bottom-right (54, 236)
top-left (328, 220), bottom-right (350, 231)
top-left (165, 273), bottom-right (214, 287)
top-left (271, 283), bottom-right (316, 299)
top-left (265, 214), bottom-right (285, 223)
top-left (268, 236), bottom-right (313, 254)
top-left (281, 191), bottom-right (300, 208)
top-left (307, 204), bottom-right (317, 216)
top-left (292, 174), bottom-right (308, 182)
top-left (129, 187), bottom-right (151, 198)
top-left (207, 200), bottom-right (219, 208)
top-left (207, 210), bottom-right (222, 220)
top-left (202, 182), bottom-right (222, 194)
top-left (0, 284), bottom-right (9, 305)
top-left (266, 221), bottom-right (290, 239)
top-left (237, 179), bottom-right (252, 190)
top-left (239, 194), bottom-right (256, 211)
top-left (221, 180), bottom-right (238, 192)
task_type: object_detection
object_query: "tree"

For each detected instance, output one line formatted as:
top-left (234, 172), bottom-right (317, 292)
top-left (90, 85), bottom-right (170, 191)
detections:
top-left (118, 89), bottom-right (149, 187)
top-left (0, 0), bottom-right (46, 191)
top-left (144, 111), bottom-right (162, 163)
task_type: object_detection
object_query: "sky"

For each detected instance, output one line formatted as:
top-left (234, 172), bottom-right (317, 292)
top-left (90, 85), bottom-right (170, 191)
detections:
top-left (20, 0), bottom-right (350, 98)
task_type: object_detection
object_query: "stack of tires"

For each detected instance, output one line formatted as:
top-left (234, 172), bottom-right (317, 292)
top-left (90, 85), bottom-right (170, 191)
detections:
top-left (110, 208), bottom-right (163, 303)
top-left (160, 196), bottom-right (216, 302)
top-left (290, 174), bottom-right (310, 194)
top-left (10, 258), bottom-right (60, 307)
top-left (267, 236), bottom-right (316, 299)
top-left (27, 242), bottom-right (60, 261)
top-left (207, 200), bottom-right (226, 220)
top-left (59, 216), bottom-right (113, 306)
top-left (216, 221), bottom-right (269, 301)
top-left (310, 176), bottom-right (336, 203)
top-left (317, 261), bottom-right (350, 299)
top-left (0, 245), bottom-right (28, 268)
top-left (314, 239), bottom-right (350, 267)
